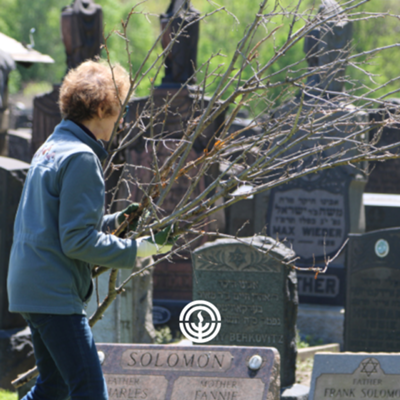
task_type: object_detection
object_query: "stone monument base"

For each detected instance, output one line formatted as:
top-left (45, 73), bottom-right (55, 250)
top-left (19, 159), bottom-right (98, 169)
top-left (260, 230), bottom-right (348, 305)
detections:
top-left (297, 304), bottom-right (344, 348)
top-left (281, 384), bottom-right (309, 400)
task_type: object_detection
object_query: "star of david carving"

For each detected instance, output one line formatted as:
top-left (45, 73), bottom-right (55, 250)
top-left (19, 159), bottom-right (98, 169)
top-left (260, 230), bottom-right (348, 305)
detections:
top-left (360, 358), bottom-right (379, 377)
top-left (229, 248), bottom-right (246, 268)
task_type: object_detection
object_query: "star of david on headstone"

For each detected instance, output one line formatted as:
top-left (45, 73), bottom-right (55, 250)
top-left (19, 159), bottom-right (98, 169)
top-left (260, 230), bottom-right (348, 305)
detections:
top-left (228, 248), bottom-right (246, 268)
top-left (360, 358), bottom-right (379, 377)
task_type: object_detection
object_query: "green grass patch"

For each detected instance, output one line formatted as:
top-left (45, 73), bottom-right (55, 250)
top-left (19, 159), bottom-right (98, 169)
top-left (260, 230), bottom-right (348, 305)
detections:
top-left (0, 389), bottom-right (18, 400)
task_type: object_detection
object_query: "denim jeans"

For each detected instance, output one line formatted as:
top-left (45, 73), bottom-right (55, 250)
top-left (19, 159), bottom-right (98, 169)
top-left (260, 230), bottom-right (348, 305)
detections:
top-left (21, 313), bottom-right (108, 400)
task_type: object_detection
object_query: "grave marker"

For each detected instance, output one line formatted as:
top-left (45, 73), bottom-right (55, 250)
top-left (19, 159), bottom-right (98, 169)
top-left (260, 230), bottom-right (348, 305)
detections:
top-left (97, 343), bottom-right (280, 400)
top-left (192, 236), bottom-right (297, 388)
top-left (309, 353), bottom-right (400, 400)
top-left (345, 228), bottom-right (400, 352)
top-left (365, 103), bottom-right (400, 195)
top-left (0, 156), bottom-right (29, 330)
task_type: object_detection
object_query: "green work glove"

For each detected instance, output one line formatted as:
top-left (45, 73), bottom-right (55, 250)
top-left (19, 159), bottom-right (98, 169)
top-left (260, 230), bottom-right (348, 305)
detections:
top-left (116, 203), bottom-right (140, 231)
top-left (136, 225), bottom-right (177, 258)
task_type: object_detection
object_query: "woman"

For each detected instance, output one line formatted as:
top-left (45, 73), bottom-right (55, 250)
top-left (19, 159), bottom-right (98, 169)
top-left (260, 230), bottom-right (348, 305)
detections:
top-left (7, 60), bottom-right (172, 400)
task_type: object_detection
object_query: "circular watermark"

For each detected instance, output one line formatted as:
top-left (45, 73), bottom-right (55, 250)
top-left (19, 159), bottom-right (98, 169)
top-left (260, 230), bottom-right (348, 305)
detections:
top-left (179, 300), bottom-right (221, 343)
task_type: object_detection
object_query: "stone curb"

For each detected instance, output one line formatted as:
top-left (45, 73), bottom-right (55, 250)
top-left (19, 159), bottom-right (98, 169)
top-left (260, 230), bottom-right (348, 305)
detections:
top-left (297, 343), bottom-right (340, 362)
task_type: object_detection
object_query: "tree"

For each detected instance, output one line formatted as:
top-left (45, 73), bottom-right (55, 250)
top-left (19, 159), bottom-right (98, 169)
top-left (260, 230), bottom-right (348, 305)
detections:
top-left (12, 0), bottom-right (400, 387)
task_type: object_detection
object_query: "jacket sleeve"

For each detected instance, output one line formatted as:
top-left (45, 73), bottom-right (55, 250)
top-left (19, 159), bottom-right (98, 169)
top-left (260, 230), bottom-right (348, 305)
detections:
top-left (101, 212), bottom-right (118, 233)
top-left (58, 152), bottom-right (136, 269)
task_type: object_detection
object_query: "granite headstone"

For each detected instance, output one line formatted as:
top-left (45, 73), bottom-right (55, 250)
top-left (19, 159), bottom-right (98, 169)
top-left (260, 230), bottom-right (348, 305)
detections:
top-left (160, 0), bottom-right (199, 85)
top-left (31, 84), bottom-right (61, 156)
top-left (8, 128), bottom-right (32, 163)
top-left (345, 228), bottom-right (400, 352)
top-left (0, 156), bottom-right (29, 330)
top-left (97, 343), bottom-right (280, 400)
top-left (365, 101), bottom-right (400, 195)
top-left (0, 157), bottom-right (33, 391)
top-left (87, 257), bottom-right (156, 344)
top-left (309, 353), bottom-right (400, 400)
top-left (364, 193), bottom-right (400, 232)
top-left (61, 0), bottom-right (103, 71)
top-left (263, 0), bottom-right (365, 306)
top-left (121, 87), bottom-right (225, 303)
top-left (265, 166), bottom-right (366, 306)
top-left (192, 236), bottom-right (297, 389)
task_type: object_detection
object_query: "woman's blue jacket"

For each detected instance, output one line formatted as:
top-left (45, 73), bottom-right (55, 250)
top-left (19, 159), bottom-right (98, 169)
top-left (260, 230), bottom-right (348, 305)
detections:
top-left (7, 119), bottom-right (137, 315)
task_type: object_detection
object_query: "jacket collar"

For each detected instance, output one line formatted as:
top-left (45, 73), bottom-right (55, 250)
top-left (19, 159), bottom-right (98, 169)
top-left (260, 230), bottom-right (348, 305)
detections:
top-left (59, 119), bottom-right (109, 162)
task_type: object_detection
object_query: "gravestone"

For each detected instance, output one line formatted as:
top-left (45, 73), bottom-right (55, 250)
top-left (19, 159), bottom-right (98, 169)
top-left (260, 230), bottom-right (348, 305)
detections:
top-left (61, 0), bottom-right (103, 72)
top-left (192, 236), bottom-right (297, 389)
top-left (0, 157), bottom-right (33, 391)
top-left (265, 0), bottom-right (367, 307)
top-left (117, 0), bottom-right (225, 306)
top-left (8, 128), bottom-right (32, 163)
top-left (121, 89), bottom-right (225, 304)
top-left (87, 257), bottom-right (156, 344)
top-left (0, 156), bottom-right (29, 330)
top-left (31, 85), bottom-right (61, 155)
top-left (160, 0), bottom-right (199, 85)
top-left (309, 353), bottom-right (400, 400)
top-left (224, 118), bottom-right (262, 238)
top-left (364, 193), bottom-right (400, 232)
top-left (345, 227), bottom-right (400, 352)
top-left (96, 343), bottom-right (280, 400)
top-left (365, 101), bottom-right (400, 195)
top-left (31, 0), bottom-right (104, 155)
top-left (265, 167), bottom-right (365, 306)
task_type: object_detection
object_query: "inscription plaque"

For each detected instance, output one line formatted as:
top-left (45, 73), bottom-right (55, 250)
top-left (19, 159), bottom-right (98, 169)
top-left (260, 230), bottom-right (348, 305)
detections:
top-left (345, 228), bottom-right (400, 352)
top-left (309, 353), bottom-right (400, 400)
top-left (192, 236), bottom-right (297, 388)
top-left (97, 344), bottom-right (280, 400)
top-left (267, 168), bottom-right (351, 263)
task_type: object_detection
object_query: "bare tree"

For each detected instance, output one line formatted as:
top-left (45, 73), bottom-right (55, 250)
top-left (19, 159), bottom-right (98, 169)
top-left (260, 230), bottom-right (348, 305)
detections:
top-left (13, 0), bottom-right (400, 387)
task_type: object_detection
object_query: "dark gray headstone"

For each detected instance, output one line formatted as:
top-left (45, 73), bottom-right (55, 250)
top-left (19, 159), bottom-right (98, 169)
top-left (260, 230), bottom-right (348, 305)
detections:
top-left (97, 343), bottom-right (280, 400)
top-left (122, 87), bottom-right (225, 302)
top-left (364, 194), bottom-right (400, 232)
top-left (266, 167), bottom-right (365, 306)
top-left (192, 236), bottom-right (297, 389)
top-left (31, 85), bottom-right (61, 156)
top-left (309, 353), bottom-right (400, 400)
top-left (0, 156), bottom-right (29, 330)
top-left (365, 104), bottom-right (400, 194)
top-left (345, 228), bottom-right (400, 352)
top-left (8, 128), bottom-right (32, 163)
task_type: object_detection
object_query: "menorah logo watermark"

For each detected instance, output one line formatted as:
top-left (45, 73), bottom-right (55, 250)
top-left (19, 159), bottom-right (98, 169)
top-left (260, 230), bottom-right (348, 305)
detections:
top-left (179, 300), bottom-right (222, 343)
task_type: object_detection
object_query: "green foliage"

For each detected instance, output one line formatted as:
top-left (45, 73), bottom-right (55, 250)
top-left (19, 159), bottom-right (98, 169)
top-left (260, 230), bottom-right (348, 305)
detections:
top-left (154, 325), bottom-right (173, 344)
top-left (23, 81), bottom-right (53, 97)
top-left (8, 70), bottom-right (22, 94)
top-left (296, 330), bottom-right (324, 348)
top-left (0, 0), bottom-right (399, 104)
top-left (0, 389), bottom-right (17, 400)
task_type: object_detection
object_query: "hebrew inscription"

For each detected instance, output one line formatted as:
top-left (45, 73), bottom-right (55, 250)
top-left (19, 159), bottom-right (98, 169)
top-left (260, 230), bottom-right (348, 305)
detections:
top-left (268, 188), bottom-right (346, 260)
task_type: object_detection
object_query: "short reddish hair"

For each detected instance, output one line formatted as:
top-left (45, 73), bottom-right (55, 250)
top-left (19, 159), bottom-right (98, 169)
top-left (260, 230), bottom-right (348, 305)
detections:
top-left (59, 60), bottom-right (129, 122)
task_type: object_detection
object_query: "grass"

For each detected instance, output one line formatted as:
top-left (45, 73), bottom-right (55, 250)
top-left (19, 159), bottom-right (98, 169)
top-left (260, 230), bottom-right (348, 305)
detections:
top-left (0, 389), bottom-right (18, 400)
